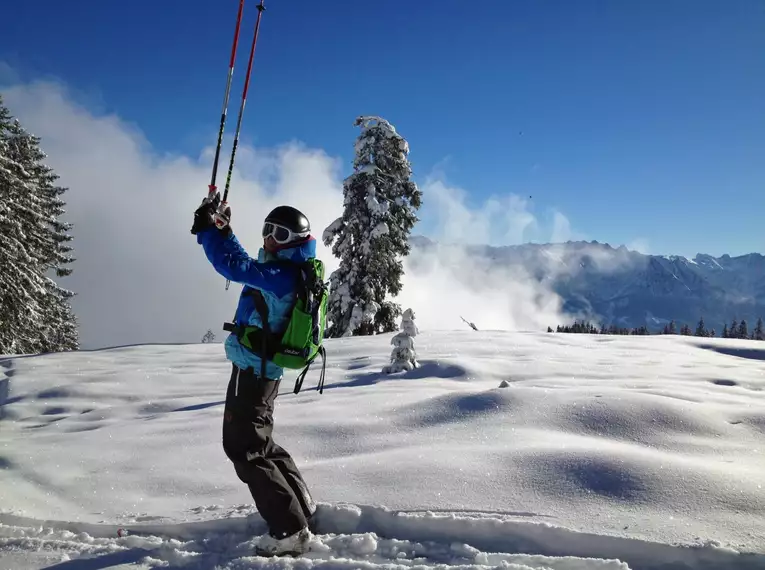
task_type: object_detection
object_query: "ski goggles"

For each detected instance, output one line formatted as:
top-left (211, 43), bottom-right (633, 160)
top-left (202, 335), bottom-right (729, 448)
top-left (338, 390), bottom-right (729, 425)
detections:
top-left (262, 222), bottom-right (310, 244)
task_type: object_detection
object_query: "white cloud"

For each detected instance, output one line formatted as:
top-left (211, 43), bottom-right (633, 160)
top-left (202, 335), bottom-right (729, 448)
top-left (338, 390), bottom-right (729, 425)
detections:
top-left (550, 210), bottom-right (575, 243)
top-left (396, 244), bottom-right (567, 333)
top-left (393, 176), bottom-right (586, 332)
top-left (3, 79), bottom-right (345, 349)
top-left (417, 173), bottom-right (585, 248)
top-left (627, 238), bottom-right (651, 255)
top-left (3, 76), bottom-right (590, 347)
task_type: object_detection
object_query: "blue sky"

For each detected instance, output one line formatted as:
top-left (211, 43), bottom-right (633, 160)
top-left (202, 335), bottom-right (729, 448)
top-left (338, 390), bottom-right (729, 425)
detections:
top-left (2, 0), bottom-right (764, 257)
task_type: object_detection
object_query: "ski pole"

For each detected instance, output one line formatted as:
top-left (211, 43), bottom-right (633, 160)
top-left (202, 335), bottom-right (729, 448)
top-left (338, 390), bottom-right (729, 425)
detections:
top-left (220, 0), bottom-right (266, 206)
top-left (208, 0), bottom-right (246, 198)
top-left (215, 0), bottom-right (266, 291)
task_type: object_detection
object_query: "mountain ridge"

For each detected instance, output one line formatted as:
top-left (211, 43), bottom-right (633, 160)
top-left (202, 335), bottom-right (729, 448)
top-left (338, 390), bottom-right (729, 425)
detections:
top-left (408, 236), bottom-right (765, 333)
top-left (410, 235), bottom-right (764, 264)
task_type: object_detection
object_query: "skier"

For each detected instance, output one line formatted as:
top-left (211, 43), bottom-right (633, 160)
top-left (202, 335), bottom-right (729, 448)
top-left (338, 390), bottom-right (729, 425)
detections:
top-left (191, 197), bottom-right (316, 556)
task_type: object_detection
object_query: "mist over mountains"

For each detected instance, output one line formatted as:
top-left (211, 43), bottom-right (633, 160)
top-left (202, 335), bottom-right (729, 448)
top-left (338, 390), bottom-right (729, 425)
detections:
top-left (408, 236), bottom-right (765, 334)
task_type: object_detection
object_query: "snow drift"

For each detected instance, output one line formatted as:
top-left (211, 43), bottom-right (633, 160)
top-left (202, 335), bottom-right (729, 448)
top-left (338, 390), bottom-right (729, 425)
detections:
top-left (1, 330), bottom-right (764, 569)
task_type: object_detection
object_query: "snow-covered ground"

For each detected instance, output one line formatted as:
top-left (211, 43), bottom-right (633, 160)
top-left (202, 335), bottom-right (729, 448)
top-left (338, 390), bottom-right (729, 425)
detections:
top-left (1, 331), bottom-right (764, 569)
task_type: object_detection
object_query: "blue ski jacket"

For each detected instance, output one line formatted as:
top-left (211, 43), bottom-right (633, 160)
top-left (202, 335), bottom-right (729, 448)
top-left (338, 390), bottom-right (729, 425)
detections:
top-left (196, 227), bottom-right (317, 380)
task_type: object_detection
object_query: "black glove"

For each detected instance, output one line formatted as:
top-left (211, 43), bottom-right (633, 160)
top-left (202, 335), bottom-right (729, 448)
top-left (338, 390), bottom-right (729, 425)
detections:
top-left (191, 195), bottom-right (216, 235)
top-left (191, 193), bottom-right (231, 235)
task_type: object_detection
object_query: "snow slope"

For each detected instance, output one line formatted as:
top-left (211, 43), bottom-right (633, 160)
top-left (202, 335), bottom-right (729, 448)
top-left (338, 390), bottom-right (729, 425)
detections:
top-left (1, 331), bottom-right (764, 569)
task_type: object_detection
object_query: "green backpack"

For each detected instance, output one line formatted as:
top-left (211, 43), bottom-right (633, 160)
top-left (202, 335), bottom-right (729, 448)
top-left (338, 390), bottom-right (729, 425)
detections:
top-left (223, 258), bottom-right (329, 394)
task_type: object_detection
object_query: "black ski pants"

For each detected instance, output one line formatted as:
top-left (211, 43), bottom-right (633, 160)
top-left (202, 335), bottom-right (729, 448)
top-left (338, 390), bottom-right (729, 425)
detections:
top-left (222, 364), bottom-right (316, 538)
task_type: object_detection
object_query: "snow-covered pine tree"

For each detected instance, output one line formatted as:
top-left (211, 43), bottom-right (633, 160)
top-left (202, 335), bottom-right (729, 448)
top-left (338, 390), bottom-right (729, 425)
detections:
top-left (323, 116), bottom-right (421, 337)
top-left (11, 117), bottom-right (77, 353)
top-left (695, 317), bottom-right (707, 337)
top-left (752, 317), bottom-right (765, 340)
top-left (738, 319), bottom-right (748, 340)
top-left (0, 96), bottom-right (77, 354)
top-left (0, 102), bottom-right (45, 353)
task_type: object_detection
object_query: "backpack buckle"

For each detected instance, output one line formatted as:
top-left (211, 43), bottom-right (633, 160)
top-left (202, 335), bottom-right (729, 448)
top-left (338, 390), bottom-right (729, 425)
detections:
top-left (223, 322), bottom-right (243, 336)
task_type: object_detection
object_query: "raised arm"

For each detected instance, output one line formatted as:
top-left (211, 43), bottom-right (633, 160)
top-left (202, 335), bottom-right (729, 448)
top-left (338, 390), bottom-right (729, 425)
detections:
top-left (196, 227), bottom-right (273, 288)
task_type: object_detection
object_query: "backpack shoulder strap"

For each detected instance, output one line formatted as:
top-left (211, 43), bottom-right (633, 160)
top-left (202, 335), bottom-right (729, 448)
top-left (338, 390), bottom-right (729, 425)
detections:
top-left (246, 288), bottom-right (270, 380)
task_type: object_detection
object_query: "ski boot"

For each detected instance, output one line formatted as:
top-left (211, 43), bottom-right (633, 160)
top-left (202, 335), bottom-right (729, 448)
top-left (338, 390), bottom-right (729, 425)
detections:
top-left (255, 527), bottom-right (312, 557)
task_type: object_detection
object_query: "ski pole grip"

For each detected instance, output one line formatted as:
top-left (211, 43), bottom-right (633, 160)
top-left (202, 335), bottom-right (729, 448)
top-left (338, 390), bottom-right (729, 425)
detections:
top-left (214, 201), bottom-right (231, 229)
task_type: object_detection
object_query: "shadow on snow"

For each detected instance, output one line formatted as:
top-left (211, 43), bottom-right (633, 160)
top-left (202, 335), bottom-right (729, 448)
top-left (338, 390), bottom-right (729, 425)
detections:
top-left (321, 360), bottom-right (467, 391)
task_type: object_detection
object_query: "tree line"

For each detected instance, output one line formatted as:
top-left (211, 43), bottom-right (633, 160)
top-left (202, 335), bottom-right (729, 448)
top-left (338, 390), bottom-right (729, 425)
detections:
top-left (550, 316), bottom-right (765, 341)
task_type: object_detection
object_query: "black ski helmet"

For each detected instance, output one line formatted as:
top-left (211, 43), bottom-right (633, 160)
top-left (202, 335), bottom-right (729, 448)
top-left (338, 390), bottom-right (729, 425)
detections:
top-left (264, 205), bottom-right (311, 235)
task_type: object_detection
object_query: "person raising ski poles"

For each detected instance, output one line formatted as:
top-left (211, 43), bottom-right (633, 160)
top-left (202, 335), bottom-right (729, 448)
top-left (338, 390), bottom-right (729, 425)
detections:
top-left (191, 198), bottom-right (321, 556)
top-left (188, 0), bottom-right (327, 556)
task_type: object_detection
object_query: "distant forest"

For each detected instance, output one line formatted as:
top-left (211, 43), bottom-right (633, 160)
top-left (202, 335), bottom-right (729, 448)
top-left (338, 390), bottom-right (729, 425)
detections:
top-left (549, 317), bottom-right (765, 341)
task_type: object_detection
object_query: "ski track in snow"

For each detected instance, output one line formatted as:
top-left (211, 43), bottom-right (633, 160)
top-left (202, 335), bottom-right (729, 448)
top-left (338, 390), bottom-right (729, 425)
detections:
top-left (1, 331), bottom-right (765, 569)
top-left (2, 503), bottom-right (763, 570)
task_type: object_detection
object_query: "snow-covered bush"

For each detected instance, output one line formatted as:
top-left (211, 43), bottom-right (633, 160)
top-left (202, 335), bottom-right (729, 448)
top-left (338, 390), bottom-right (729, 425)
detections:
top-left (383, 308), bottom-right (419, 373)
